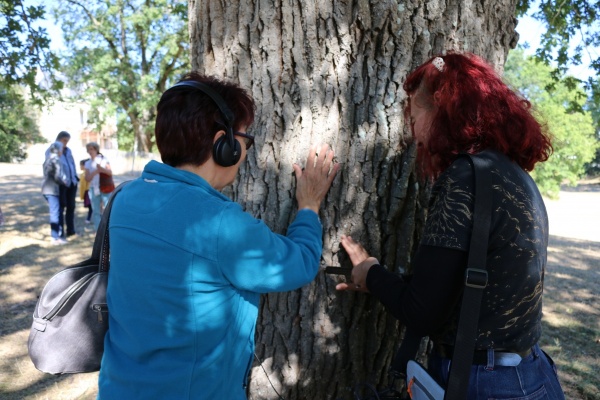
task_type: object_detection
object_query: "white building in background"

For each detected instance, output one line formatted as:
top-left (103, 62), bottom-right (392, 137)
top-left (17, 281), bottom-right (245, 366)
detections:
top-left (27, 70), bottom-right (153, 174)
top-left (27, 68), bottom-right (120, 169)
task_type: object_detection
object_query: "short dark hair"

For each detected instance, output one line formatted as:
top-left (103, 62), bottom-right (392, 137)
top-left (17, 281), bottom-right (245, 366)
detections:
top-left (155, 72), bottom-right (255, 167)
top-left (56, 131), bottom-right (71, 141)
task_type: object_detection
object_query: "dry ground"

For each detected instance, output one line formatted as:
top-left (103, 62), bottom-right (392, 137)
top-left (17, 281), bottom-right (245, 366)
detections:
top-left (0, 163), bottom-right (598, 400)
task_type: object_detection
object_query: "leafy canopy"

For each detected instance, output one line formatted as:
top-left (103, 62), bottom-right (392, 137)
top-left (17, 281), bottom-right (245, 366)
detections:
top-left (517, 0), bottom-right (600, 108)
top-left (0, 85), bottom-right (44, 162)
top-left (504, 47), bottom-right (599, 197)
top-left (0, 0), bottom-right (58, 162)
top-left (53, 0), bottom-right (190, 153)
top-left (0, 0), bottom-right (62, 101)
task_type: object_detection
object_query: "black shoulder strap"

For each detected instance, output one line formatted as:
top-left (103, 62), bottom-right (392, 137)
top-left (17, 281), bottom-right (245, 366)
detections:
top-left (91, 180), bottom-right (131, 273)
top-left (444, 153), bottom-right (493, 400)
top-left (387, 153), bottom-right (493, 399)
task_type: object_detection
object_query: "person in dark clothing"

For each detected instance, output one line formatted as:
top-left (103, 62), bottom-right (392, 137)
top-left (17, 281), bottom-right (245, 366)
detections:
top-left (56, 131), bottom-right (79, 237)
top-left (97, 73), bottom-right (339, 399)
top-left (336, 53), bottom-right (565, 399)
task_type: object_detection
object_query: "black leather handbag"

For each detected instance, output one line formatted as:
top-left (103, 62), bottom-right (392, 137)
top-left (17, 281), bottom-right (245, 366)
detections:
top-left (28, 182), bottom-right (128, 374)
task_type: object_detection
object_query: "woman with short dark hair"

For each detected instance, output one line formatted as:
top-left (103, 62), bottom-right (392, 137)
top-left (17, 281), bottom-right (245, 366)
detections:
top-left (98, 72), bottom-right (339, 399)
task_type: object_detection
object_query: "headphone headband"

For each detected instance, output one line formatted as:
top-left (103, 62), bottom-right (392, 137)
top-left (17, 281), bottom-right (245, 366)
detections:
top-left (171, 81), bottom-right (234, 126)
top-left (169, 80), bottom-right (241, 167)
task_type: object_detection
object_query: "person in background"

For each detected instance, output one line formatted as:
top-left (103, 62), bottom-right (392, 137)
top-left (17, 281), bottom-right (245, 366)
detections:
top-left (55, 131), bottom-right (79, 237)
top-left (79, 159), bottom-right (93, 224)
top-left (42, 141), bottom-right (68, 245)
top-left (97, 72), bottom-right (339, 399)
top-left (84, 142), bottom-right (113, 230)
top-left (335, 53), bottom-right (565, 399)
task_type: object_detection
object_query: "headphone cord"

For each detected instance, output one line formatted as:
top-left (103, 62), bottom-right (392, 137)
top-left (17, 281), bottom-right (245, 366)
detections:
top-left (254, 352), bottom-right (286, 400)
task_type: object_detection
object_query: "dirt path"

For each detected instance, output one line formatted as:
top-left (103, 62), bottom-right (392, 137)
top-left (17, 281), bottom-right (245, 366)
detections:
top-left (0, 163), bottom-right (598, 399)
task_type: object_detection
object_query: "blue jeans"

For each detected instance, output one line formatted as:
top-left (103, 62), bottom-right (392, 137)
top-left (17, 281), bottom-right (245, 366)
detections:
top-left (44, 195), bottom-right (62, 239)
top-left (89, 186), bottom-right (112, 231)
top-left (428, 344), bottom-right (565, 399)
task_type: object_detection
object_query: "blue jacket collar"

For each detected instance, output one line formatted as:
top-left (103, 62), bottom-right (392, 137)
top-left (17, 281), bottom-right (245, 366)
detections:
top-left (142, 160), bottom-right (230, 202)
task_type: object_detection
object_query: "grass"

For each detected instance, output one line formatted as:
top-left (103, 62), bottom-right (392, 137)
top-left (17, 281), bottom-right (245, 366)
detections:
top-left (1, 166), bottom-right (598, 399)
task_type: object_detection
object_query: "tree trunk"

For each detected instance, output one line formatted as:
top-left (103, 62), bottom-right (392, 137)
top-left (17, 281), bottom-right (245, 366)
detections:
top-left (188, 0), bottom-right (518, 398)
top-left (127, 111), bottom-right (154, 154)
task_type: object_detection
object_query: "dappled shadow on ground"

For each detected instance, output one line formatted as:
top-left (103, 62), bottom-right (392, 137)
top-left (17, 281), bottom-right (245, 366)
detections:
top-left (541, 235), bottom-right (600, 400)
top-left (1, 369), bottom-right (96, 400)
top-left (0, 175), bottom-right (47, 236)
top-left (0, 172), bottom-right (99, 399)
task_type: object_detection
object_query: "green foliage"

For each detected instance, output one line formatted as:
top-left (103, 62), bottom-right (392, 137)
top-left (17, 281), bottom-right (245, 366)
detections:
top-left (0, 0), bottom-right (62, 103)
top-left (516, 0), bottom-right (600, 109)
top-left (0, 0), bottom-right (60, 161)
top-left (52, 0), bottom-right (190, 153)
top-left (0, 87), bottom-right (44, 162)
top-left (584, 97), bottom-right (600, 174)
top-left (504, 48), bottom-right (600, 197)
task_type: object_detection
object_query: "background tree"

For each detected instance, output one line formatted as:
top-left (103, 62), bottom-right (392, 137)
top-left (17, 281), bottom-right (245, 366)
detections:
top-left (53, 0), bottom-right (190, 153)
top-left (0, 86), bottom-right (42, 162)
top-left (189, 0), bottom-right (520, 398)
top-left (517, 0), bottom-right (600, 106)
top-left (516, 0), bottom-right (600, 178)
top-left (588, 102), bottom-right (600, 174)
top-left (0, 0), bottom-right (61, 161)
top-left (0, 0), bottom-right (61, 101)
top-left (504, 47), bottom-right (599, 197)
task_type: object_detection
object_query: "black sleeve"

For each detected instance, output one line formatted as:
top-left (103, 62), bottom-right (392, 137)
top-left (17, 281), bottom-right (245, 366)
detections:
top-left (366, 244), bottom-right (467, 336)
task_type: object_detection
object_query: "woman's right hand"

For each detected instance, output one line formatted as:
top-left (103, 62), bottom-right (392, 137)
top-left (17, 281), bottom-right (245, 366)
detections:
top-left (335, 235), bottom-right (379, 293)
top-left (293, 144), bottom-right (340, 214)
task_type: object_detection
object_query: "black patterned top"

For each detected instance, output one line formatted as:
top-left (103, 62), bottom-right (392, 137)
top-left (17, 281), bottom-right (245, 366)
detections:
top-left (367, 150), bottom-right (548, 351)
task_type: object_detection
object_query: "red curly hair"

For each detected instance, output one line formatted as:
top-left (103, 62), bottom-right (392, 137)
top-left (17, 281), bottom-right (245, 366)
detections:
top-left (404, 52), bottom-right (552, 178)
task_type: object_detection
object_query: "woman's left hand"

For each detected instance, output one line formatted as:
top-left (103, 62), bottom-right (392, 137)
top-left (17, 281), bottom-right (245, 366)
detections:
top-left (335, 235), bottom-right (379, 293)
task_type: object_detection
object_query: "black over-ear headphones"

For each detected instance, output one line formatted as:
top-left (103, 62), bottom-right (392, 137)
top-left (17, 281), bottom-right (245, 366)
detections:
top-left (170, 81), bottom-right (241, 167)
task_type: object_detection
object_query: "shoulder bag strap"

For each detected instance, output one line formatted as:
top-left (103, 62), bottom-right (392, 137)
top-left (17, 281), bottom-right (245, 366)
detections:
top-left (443, 153), bottom-right (493, 400)
top-left (91, 181), bottom-right (131, 273)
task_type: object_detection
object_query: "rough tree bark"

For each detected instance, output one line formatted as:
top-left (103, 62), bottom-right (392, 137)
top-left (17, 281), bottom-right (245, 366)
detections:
top-left (188, 0), bottom-right (519, 398)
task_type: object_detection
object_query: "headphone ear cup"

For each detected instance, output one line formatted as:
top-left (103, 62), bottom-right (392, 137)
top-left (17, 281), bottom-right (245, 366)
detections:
top-left (213, 134), bottom-right (241, 167)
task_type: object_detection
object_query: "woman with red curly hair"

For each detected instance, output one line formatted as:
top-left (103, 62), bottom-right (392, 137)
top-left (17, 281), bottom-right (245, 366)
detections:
top-left (336, 53), bottom-right (565, 399)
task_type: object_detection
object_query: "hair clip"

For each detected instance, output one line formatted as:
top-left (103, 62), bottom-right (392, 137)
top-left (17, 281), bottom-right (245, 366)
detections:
top-left (432, 57), bottom-right (445, 72)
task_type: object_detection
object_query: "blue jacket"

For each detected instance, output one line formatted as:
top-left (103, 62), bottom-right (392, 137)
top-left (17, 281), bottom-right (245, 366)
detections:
top-left (98, 161), bottom-right (323, 399)
top-left (61, 146), bottom-right (79, 187)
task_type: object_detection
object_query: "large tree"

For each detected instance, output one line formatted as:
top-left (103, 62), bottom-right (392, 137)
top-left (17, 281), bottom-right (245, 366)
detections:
top-left (54, 0), bottom-right (190, 153)
top-left (189, 0), bottom-right (520, 398)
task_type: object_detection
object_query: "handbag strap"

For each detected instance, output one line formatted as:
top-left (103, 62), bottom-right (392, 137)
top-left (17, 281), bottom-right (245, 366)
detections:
top-left (91, 181), bottom-right (130, 273)
top-left (387, 153), bottom-right (493, 399)
top-left (443, 153), bottom-right (493, 400)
